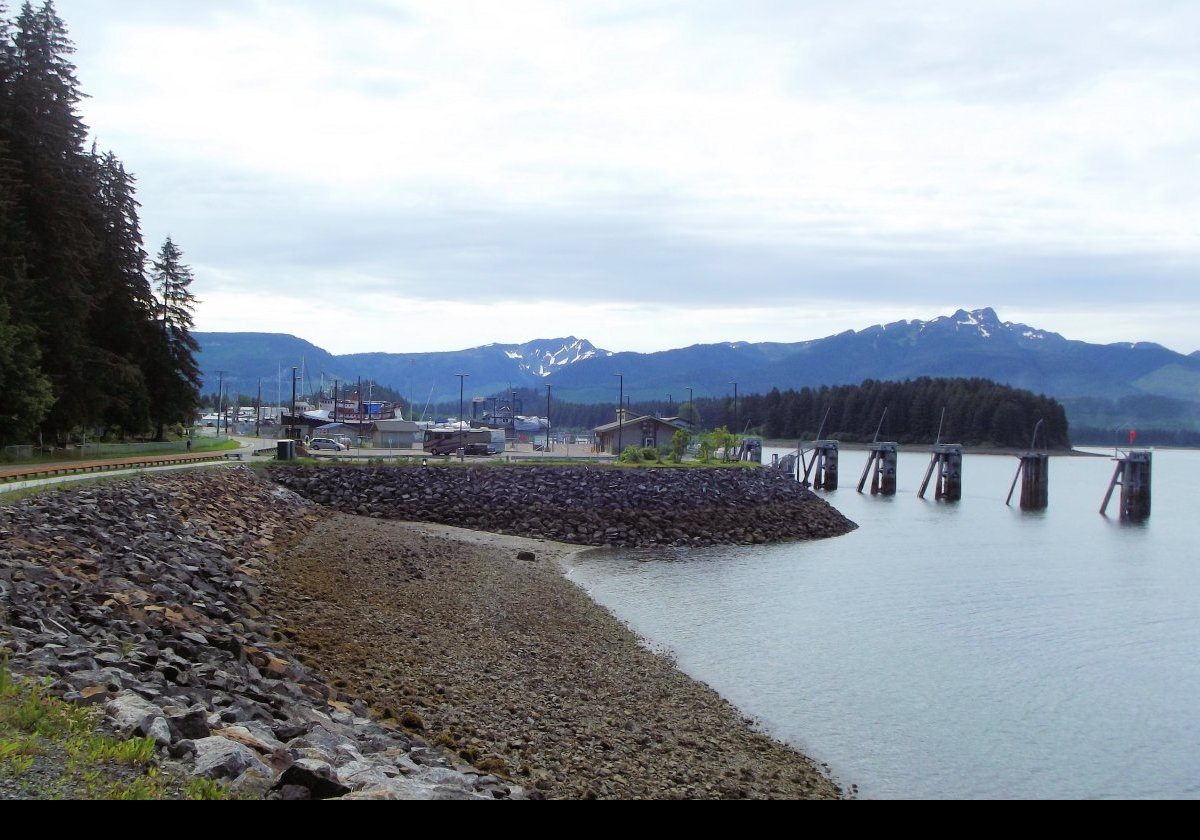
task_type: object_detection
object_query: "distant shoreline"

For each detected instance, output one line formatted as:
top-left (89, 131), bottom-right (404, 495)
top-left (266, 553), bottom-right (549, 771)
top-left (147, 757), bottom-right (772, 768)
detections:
top-left (761, 439), bottom-right (1103, 457)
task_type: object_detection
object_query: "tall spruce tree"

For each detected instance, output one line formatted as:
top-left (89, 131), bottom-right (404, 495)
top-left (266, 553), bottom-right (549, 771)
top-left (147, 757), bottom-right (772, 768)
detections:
top-left (6, 1), bottom-right (98, 438)
top-left (147, 237), bottom-right (201, 439)
top-left (86, 148), bottom-right (154, 435)
top-left (0, 1), bottom-right (30, 310)
top-left (0, 298), bottom-right (54, 444)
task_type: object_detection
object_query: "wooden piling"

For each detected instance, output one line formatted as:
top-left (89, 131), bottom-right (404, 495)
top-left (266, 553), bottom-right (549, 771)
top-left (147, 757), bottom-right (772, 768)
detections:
top-left (803, 440), bottom-right (839, 490)
top-left (857, 442), bottom-right (898, 495)
top-left (1005, 419), bottom-right (1049, 510)
top-left (918, 444), bottom-right (962, 501)
top-left (1018, 453), bottom-right (1049, 510)
top-left (772, 452), bottom-right (798, 477)
top-left (1100, 450), bottom-right (1152, 520)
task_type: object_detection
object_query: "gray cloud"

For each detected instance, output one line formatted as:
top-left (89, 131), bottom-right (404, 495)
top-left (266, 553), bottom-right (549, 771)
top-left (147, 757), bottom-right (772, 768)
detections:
top-left (45, 0), bottom-right (1200, 355)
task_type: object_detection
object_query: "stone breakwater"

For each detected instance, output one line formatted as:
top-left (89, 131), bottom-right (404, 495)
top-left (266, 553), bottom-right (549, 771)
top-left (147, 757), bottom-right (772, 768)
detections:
top-left (0, 468), bottom-right (523, 800)
top-left (267, 464), bottom-right (857, 547)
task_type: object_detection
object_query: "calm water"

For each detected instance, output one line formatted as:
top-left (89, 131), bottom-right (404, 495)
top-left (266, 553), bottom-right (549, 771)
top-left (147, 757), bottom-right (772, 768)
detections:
top-left (564, 448), bottom-right (1200, 799)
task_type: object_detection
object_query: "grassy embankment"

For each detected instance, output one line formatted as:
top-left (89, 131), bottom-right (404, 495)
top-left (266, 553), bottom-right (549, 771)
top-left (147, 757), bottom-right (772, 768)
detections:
top-left (2, 437), bottom-right (239, 466)
top-left (0, 659), bottom-right (233, 800)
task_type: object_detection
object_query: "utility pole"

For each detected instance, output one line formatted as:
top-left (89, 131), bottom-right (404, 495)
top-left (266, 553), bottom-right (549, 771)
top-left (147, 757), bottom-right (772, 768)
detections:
top-left (216, 370), bottom-right (225, 439)
top-left (729, 381), bottom-right (738, 432)
top-left (255, 378), bottom-right (262, 438)
top-left (456, 374), bottom-right (469, 430)
top-left (614, 373), bottom-right (623, 455)
top-left (687, 386), bottom-right (694, 427)
top-left (545, 383), bottom-right (552, 453)
top-left (290, 366), bottom-right (297, 438)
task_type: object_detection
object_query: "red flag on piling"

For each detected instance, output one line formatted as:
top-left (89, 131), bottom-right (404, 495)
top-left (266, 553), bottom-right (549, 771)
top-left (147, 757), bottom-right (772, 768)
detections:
top-left (1130, 429), bottom-right (1136, 445)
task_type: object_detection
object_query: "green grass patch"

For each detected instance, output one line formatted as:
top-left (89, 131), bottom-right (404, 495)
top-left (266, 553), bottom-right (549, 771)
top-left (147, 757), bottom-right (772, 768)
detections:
top-left (0, 656), bottom-right (236, 800)
top-left (1, 436), bottom-right (239, 466)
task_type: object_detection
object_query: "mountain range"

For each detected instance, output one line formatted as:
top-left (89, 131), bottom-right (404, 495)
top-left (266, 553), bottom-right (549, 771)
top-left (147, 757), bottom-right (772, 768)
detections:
top-left (196, 308), bottom-right (1200, 427)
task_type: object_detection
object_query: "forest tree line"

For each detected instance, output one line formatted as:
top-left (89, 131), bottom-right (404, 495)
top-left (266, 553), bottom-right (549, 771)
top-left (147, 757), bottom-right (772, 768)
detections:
top-left (0, 2), bottom-right (200, 447)
top-left (737, 378), bottom-right (1069, 447)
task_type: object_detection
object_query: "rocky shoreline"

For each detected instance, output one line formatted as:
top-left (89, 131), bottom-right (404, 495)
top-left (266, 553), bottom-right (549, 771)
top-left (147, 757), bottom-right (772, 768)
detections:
top-left (1, 468), bottom-right (522, 799)
top-left (266, 463), bottom-right (857, 547)
top-left (2, 464), bottom-right (850, 799)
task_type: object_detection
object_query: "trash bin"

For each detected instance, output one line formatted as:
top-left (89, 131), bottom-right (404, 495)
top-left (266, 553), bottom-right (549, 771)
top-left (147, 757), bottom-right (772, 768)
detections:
top-left (277, 439), bottom-right (296, 461)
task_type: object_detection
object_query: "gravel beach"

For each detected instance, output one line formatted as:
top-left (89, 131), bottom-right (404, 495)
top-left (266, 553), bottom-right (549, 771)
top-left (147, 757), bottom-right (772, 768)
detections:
top-left (266, 512), bottom-right (844, 799)
top-left (2, 464), bottom-right (849, 799)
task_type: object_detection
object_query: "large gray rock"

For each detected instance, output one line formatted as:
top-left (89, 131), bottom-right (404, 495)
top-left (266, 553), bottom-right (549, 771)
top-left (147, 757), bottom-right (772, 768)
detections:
top-left (273, 758), bottom-right (351, 799)
top-left (105, 690), bottom-right (169, 744)
top-left (167, 705), bottom-right (211, 741)
top-left (192, 736), bottom-right (273, 780)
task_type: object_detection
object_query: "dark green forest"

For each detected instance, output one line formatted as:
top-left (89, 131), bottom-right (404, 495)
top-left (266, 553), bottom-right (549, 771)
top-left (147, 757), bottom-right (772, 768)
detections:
top-left (0, 2), bottom-right (200, 447)
top-left (742, 378), bottom-right (1069, 447)
top-left (441, 377), bottom-right (1070, 449)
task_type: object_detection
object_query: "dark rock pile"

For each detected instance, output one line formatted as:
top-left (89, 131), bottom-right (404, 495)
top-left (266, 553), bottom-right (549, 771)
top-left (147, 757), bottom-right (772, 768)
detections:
top-left (267, 464), bottom-right (857, 547)
top-left (0, 467), bottom-right (523, 800)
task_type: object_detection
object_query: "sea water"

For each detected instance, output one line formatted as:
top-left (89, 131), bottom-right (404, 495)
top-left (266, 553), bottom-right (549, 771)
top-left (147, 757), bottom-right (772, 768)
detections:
top-left (563, 448), bottom-right (1200, 799)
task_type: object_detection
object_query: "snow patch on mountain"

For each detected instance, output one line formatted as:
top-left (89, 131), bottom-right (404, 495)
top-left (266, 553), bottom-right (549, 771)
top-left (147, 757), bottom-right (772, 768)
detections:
top-left (499, 337), bottom-right (606, 378)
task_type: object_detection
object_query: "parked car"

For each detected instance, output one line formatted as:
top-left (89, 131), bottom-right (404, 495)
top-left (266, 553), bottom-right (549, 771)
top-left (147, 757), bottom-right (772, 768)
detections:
top-left (308, 437), bottom-right (345, 451)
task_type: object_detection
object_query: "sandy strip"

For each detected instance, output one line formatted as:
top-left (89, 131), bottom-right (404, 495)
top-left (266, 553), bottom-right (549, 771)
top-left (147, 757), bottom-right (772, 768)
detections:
top-left (265, 513), bottom-right (844, 799)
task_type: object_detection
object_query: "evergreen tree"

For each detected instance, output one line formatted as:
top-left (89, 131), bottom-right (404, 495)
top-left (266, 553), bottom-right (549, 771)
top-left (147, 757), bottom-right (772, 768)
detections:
top-left (86, 148), bottom-right (153, 434)
top-left (147, 236), bottom-right (201, 439)
top-left (6, 1), bottom-right (98, 436)
top-left (0, 298), bottom-right (54, 443)
top-left (0, 2), bottom-right (31, 311)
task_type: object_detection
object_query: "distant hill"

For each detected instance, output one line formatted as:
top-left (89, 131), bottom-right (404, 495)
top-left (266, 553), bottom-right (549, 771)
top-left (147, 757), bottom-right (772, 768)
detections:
top-left (195, 335), bottom-right (608, 406)
top-left (196, 308), bottom-right (1200, 429)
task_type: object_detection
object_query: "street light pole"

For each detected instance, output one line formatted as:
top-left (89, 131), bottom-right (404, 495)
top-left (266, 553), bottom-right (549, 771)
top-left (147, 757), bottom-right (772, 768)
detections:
top-left (456, 373), bottom-right (469, 430)
top-left (545, 383), bottom-right (552, 453)
top-left (290, 366), bottom-right (297, 437)
top-left (614, 373), bottom-right (623, 455)
top-left (216, 370), bottom-right (225, 438)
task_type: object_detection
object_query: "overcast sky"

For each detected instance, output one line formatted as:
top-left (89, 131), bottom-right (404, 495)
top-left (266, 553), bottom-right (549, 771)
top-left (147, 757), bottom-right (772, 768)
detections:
top-left (50, 0), bottom-right (1200, 355)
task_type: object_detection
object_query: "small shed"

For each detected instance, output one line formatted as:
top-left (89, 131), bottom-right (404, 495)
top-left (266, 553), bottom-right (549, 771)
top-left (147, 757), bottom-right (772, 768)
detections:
top-left (594, 414), bottom-right (689, 455)
top-left (372, 418), bottom-right (421, 449)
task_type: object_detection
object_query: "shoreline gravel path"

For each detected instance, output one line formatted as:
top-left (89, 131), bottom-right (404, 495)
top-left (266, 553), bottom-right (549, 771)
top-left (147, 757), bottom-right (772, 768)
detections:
top-left (265, 513), bottom-right (844, 799)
